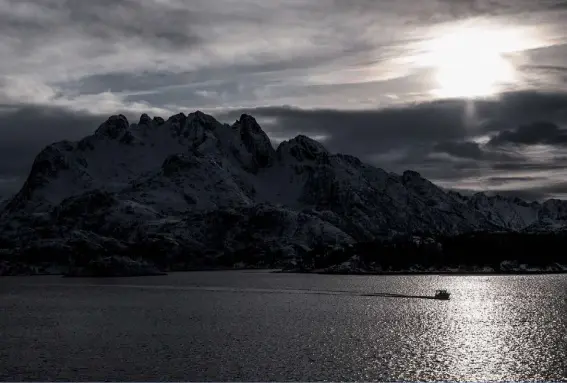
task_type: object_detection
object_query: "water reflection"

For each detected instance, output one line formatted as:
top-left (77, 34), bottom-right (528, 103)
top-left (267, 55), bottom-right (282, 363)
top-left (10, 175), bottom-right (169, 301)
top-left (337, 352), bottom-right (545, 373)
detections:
top-left (2, 273), bottom-right (567, 381)
top-left (438, 277), bottom-right (566, 381)
top-left (443, 280), bottom-right (506, 381)
top-left (350, 275), bottom-right (567, 381)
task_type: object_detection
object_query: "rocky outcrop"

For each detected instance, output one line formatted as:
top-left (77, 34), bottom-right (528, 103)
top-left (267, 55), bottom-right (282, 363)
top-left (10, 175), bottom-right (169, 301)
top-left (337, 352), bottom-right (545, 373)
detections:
top-left (234, 114), bottom-right (276, 170)
top-left (65, 256), bottom-right (166, 277)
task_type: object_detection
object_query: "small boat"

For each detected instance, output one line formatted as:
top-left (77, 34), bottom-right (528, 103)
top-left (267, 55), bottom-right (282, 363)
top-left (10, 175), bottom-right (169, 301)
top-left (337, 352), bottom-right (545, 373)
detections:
top-left (434, 289), bottom-right (450, 300)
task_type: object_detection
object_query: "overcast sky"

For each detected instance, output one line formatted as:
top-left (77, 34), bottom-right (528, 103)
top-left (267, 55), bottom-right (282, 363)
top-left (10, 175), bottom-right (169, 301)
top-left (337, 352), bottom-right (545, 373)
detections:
top-left (2, 0), bottom-right (567, 200)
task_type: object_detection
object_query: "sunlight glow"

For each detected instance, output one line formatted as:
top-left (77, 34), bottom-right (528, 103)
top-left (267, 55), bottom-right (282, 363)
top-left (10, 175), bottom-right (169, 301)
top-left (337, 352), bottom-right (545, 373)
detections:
top-left (424, 27), bottom-right (521, 98)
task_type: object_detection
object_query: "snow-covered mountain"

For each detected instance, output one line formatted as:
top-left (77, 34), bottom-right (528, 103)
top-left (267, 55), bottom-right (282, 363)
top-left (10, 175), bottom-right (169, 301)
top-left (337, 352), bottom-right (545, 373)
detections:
top-left (1, 111), bottom-right (567, 271)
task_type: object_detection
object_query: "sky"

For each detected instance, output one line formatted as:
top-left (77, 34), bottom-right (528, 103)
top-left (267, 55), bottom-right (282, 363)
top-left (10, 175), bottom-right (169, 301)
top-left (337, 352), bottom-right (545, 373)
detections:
top-left (2, 0), bottom-right (567, 201)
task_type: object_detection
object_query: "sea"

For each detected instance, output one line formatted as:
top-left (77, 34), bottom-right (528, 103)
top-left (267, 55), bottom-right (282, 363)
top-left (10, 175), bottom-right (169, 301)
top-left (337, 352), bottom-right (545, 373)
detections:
top-left (1, 271), bottom-right (566, 381)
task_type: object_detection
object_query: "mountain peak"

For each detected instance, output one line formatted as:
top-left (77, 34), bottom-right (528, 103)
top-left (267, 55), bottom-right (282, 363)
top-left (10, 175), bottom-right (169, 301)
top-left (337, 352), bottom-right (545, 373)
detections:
top-left (237, 114), bottom-right (262, 132)
top-left (232, 113), bottom-right (275, 170)
top-left (95, 114), bottom-right (130, 139)
top-left (277, 135), bottom-right (329, 162)
top-left (191, 110), bottom-right (208, 119)
top-left (138, 113), bottom-right (151, 126)
top-left (167, 112), bottom-right (186, 122)
top-left (402, 170), bottom-right (422, 179)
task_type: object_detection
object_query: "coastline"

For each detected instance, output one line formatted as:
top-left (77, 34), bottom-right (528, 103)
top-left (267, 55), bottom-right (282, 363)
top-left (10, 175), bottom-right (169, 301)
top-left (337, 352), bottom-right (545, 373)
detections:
top-left (3, 259), bottom-right (567, 277)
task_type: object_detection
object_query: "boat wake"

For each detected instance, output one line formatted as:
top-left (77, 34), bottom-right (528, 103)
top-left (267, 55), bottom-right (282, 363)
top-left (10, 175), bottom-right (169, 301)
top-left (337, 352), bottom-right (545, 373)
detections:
top-left (20, 283), bottom-right (448, 300)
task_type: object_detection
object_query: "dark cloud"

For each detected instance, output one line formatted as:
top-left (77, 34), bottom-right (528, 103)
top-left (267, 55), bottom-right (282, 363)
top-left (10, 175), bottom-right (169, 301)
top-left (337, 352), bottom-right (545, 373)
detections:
top-left (491, 159), bottom-right (567, 172)
top-left (331, 0), bottom-right (565, 23)
top-left (0, 105), bottom-right (105, 197)
top-left (219, 101), bottom-right (472, 157)
top-left (547, 0), bottom-right (567, 10)
top-left (218, 91), bottom-right (567, 157)
top-left (474, 92), bottom-right (567, 127)
top-left (434, 141), bottom-right (484, 159)
top-left (486, 176), bottom-right (548, 186)
top-left (484, 189), bottom-right (552, 201)
top-left (432, 140), bottom-right (524, 163)
top-left (0, 0), bottom-right (202, 50)
top-left (488, 121), bottom-right (567, 146)
top-left (487, 181), bottom-right (567, 201)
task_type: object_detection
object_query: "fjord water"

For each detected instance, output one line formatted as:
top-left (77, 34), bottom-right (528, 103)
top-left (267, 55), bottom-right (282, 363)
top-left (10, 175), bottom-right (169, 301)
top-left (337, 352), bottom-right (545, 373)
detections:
top-left (1, 272), bottom-right (566, 381)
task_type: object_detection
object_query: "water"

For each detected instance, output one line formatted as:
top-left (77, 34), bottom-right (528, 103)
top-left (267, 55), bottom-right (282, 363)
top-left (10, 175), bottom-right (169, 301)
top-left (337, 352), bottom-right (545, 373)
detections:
top-left (1, 271), bottom-right (566, 381)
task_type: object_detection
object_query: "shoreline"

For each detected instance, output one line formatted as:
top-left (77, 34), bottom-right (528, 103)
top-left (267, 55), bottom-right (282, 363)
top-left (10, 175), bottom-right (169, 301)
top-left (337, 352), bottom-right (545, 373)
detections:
top-left (3, 263), bottom-right (567, 277)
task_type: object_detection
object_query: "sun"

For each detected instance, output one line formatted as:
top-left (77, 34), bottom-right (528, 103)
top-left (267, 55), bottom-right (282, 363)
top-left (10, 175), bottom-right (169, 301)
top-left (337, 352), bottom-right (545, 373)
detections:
top-left (424, 27), bottom-right (518, 98)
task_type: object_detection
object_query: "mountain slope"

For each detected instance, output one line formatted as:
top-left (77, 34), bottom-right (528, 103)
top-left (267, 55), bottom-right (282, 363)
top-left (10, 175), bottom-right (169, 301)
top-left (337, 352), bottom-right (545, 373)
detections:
top-left (1, 111), bottom-right (566, 272)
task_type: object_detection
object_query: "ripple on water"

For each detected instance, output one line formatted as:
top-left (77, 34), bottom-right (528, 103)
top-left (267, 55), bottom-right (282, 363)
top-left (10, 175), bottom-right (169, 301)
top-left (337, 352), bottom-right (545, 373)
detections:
top-left (0, 272), bottom-right (566, 381)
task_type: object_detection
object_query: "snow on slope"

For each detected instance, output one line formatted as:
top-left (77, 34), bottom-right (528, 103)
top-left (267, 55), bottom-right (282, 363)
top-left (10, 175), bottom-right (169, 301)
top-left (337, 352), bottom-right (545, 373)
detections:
top-left (2, 111), bottom-right (567, 266)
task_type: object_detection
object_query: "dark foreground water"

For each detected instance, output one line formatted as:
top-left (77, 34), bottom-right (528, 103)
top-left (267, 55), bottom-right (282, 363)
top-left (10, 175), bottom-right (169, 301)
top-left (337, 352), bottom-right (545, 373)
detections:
top-left (1, 271), bottom-right (567, 381)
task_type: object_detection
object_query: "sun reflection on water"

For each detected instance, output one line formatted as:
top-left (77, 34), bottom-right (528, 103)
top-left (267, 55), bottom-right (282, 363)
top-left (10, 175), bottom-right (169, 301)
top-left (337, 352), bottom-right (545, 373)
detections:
top-left (441, 280), bottom-right (512, 381)
top-left (358, 275), bottom-right (567, 381)
top-left (434, 276), bottom-right (566, 381)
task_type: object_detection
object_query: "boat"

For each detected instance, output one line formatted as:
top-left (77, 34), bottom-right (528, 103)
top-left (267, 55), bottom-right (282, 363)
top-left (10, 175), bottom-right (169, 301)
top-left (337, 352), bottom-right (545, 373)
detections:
top-left (434, 289), bottom-right (450, 300)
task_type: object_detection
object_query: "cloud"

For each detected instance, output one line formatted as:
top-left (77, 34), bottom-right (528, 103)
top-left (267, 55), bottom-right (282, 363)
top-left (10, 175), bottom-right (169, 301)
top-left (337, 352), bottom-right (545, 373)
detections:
top-left (0, 1), bottom-right (567, 201)
top-left (491, 159), bottom-right (567, 172)
top-left (216, 91), bottom-right (567, 156)
top-left (1, 0), bottom-right (565, 115)
top-left (434, 141), bottom-right (485, 159)
top-left (484, 181), bottom-right (567, 201)
top-left (0, 0), bottom-right (421, 112)
top-left (219, 102), bottom-right (470, 156)
top-left (488, 121), bottom-right (567, 146)
top-left (0, 0), bottom-right (202, 50)
top-left (485, 176), bottom-right (549, 186)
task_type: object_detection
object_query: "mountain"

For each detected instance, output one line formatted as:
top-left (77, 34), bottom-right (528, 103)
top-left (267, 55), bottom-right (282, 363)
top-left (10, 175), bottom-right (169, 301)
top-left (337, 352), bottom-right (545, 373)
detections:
top-left (1, 111), bottom-right (567, 274)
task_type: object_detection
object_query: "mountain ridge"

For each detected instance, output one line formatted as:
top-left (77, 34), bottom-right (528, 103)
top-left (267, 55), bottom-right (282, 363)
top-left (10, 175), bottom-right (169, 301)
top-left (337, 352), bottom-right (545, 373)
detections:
top-left (1, 110), bottom-right (566, 274)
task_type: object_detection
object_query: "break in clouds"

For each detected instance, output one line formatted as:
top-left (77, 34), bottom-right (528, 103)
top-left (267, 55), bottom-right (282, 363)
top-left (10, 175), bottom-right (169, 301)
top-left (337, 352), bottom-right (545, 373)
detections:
top-left (1, 0), bottom-right (567, 200)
